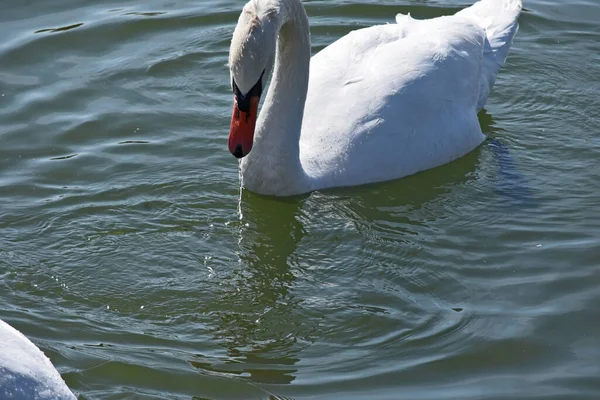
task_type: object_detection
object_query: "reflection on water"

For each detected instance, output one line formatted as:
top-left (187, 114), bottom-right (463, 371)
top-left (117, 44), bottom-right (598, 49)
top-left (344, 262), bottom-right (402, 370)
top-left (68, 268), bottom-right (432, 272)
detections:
top-left (192, 191), bottom-right (308, 385)
top-left (192, 132), bottom-right (497, 390)
top-left (190, 107), bottom-right (533, 390)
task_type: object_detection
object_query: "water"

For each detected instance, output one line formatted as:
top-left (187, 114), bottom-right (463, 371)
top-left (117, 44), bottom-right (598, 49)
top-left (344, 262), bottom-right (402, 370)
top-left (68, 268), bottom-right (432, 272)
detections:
top-left (1, 0), bottom-right (599, 399)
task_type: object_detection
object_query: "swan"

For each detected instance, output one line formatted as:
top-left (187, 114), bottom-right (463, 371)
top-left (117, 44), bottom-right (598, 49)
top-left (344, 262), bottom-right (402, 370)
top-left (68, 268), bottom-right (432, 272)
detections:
top-left (0, 319), bottom-right (76, 400)
top-left (227, 0), bottom-right (522, 196)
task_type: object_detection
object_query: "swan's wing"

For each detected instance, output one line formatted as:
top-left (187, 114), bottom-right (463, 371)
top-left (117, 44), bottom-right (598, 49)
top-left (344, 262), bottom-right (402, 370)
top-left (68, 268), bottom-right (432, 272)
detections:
top-left (301, 14), bottom-right (487, 186)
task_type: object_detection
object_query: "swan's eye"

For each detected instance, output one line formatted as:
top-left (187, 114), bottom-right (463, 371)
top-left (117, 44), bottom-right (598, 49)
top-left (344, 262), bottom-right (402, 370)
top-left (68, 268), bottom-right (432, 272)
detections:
top-left (232, 70), bottom-right (265, 113)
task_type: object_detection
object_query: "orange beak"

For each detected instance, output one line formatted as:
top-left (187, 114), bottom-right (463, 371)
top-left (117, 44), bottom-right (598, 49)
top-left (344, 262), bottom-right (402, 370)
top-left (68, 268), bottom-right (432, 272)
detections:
top-left (228, 96), bottom-right (259, 158)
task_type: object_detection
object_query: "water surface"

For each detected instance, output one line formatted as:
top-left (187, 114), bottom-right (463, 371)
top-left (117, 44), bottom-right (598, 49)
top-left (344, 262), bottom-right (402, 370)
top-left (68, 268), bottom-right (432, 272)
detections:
top-left (1, 0), bottom-right (600, 399)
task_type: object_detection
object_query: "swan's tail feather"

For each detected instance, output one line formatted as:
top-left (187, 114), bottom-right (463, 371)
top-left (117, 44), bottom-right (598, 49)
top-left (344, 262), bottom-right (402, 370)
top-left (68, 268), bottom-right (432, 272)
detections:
top-left (456, 0), bottom-right (522, 110)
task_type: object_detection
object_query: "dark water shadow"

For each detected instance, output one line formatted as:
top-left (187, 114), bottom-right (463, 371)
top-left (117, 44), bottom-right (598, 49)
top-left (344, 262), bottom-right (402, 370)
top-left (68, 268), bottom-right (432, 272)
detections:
top-left (480, 109), bottom-right (537, 209)
top-left (486, 138), bottom-right (536, 208)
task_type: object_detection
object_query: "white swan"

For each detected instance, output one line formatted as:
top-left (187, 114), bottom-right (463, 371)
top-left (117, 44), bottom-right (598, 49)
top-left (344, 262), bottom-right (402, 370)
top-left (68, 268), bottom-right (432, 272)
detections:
top-left (0, 319), bottom-right (76, 400)
top-left (227, 0), bottom-right (522, 196)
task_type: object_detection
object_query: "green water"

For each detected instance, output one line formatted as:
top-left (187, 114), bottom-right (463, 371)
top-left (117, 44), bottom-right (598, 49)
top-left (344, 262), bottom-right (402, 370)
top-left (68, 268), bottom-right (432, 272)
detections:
top-left (1, 0), bottom-right (600, 399)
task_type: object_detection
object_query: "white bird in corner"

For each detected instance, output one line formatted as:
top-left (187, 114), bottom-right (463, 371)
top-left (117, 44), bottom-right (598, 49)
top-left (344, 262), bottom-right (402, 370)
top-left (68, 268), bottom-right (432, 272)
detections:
top-left (0, 319), bottom-right (76, 400)
top-left (226, 0), bottom-right (522, 196)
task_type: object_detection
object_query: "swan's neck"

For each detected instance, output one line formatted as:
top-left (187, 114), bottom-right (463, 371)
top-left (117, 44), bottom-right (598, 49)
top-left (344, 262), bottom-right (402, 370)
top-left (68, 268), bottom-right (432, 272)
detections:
top-left (240, 0), bottom-right (312, 196)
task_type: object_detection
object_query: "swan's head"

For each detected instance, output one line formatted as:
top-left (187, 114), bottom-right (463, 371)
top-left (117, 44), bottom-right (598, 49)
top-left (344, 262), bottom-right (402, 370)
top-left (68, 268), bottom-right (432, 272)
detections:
top-left (227, 3), bottom-right (277, 158)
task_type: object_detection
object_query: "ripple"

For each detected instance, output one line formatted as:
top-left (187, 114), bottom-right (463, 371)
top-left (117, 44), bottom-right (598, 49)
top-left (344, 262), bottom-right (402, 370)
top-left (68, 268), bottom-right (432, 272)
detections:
top-left (50, 153), bottom-right (78, 160)
top-left (118, 140), bottom-right (150, 144)
top-left (35, 23), bottom-right (84, 34)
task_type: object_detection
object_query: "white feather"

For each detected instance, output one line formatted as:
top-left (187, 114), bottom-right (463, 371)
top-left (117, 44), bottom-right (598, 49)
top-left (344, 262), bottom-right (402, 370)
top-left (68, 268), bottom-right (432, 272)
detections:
top-left (229, 0), bottom-right (523, 196)
top-left (0, 319), bottom-right (75, 400)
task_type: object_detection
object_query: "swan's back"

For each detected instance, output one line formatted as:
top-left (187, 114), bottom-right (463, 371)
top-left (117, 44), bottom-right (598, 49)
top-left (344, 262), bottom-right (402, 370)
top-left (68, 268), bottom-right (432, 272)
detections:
top-left (299, 0), bottom-right (522, 190)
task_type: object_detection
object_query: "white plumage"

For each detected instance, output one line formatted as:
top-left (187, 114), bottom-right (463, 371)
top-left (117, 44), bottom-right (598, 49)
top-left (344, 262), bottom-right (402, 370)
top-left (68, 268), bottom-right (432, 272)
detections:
top-left (0, 319), bottom-right (75, 400)
top-left (229, 0), bottom-right (522, 196)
